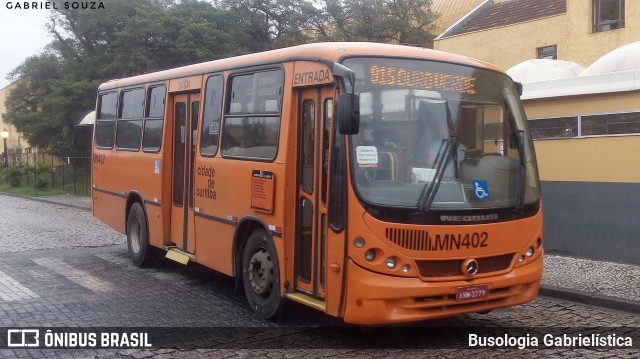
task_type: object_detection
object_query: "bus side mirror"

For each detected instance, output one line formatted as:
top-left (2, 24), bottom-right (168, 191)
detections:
top-left (515, 82), bottom-right (523, 97)
top-left (337, 93), bottom-right (360, 135)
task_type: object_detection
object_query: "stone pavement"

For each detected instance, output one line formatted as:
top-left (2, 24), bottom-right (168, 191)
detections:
top-left (6, 192), bottom-right (640, 315)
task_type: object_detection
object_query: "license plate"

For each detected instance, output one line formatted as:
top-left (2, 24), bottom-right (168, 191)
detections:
top-left (455, 284), bottom-right (489, 302)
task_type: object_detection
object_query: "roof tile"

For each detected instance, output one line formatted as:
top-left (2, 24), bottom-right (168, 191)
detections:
top-left (446, 0), bottom-right (566, 37)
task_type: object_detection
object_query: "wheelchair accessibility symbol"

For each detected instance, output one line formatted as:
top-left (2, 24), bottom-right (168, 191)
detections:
top-left (472, 180), bottom-right (490, 200)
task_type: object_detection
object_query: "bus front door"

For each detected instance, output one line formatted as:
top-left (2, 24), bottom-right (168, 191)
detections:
top-left (170, 92), bottom-right (200, 256)
top-left (294, 86), bottom-right (335, 303)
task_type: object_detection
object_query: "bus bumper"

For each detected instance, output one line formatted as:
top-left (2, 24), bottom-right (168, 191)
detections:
top-left (342, 255), bottom-right (542, 325)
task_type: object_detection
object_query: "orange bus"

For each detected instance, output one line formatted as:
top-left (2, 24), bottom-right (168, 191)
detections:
top-left (92, 42), bottom-right (543, 324)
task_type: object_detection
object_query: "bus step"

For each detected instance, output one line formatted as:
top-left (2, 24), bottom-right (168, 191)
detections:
top-left (163, 246), bottom-right (194, 265)
top-left (285, 292), bottom-right (326, 311)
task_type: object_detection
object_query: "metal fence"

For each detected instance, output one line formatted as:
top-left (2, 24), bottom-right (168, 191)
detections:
top-left (1, 151), bottom-right (91, 196)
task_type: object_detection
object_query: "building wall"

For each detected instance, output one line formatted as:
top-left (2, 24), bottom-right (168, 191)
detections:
top-left (523, 90), bottom-right (640, 265)
top-left (564, 0), bottom-right (640, 67)
top-left (525, 91), bottom-right (640, 182)
top-left (0, 83), bottom-right (30, 152)
top-left (435, 0), bottom-right (640, 70)
top-left (435, 14), bottom-right (568, 70)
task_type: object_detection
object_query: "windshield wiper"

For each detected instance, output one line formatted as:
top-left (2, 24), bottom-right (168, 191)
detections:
top-left (416, 103), bottom-right (457, 213)
top-left (416, 138), bottom-right (457, 212)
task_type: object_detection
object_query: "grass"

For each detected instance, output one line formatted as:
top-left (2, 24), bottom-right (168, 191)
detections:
top-left (0, 183), bottom-right (69, 197)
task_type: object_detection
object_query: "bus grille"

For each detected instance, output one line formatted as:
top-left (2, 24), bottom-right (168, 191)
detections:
top-left (385, 228), bottom-right (430, 251)
top-left (416, 254), bottom-right (514, 279)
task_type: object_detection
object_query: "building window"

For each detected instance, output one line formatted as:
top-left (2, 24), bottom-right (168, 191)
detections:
top-left (593, 0), bottom-right (624, 33)
top-left (529, 117), bottom-right (578, 139)
top-left (537, 45), bottom-right (557, 60)
top-left (530, 111), bottom-right (640, 139)
top-left (581, 112), bottom-right (640, 136)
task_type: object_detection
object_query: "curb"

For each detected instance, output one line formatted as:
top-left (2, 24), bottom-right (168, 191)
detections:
top-left (0, 192), bottom-right (91, 212)
top-left (540, 285), bottom-right (640, 315)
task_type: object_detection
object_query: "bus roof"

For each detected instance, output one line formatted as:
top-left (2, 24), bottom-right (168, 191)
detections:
top-left (98, 42), bottom-right (501, 91)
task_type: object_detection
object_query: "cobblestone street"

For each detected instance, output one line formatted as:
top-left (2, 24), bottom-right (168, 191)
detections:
top-left (0, 194), bottom-right (638, 358)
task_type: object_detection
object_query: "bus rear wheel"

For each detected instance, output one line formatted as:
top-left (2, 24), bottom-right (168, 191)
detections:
top-left (127, 202), bottom-right (154, 267)
top-left (242, 228), bottom-right (283, 320)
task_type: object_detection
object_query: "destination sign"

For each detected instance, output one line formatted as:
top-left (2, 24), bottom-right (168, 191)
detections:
top-left (369, 65), bottom-right (476, 95)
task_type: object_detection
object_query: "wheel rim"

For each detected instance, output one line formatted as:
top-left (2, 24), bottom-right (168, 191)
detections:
top-left (248, 248), bottom-right (274, 297)
top-left (130, 219), bottom-right (142, 254)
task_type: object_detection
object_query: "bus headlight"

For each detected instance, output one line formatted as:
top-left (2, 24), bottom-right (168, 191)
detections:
top-left (354, 237), bottom-right (365, 248)
top-left (402, 264), bottom-right (411, 273)
top-left (365, 249), bottom-right (376, 261)
top-left (385, 257), bottom-right (397, 269)
top-left (526, 247), bottom-right (535, 257)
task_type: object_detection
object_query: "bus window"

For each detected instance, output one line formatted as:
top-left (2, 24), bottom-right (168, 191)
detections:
top-left (322, 99), bottom-right (332, 205)
top-left (300, 100), bottom-right (315, 194)
top-left (95, 92), bottom-right (117, 149)
top-left (143, 85), bottom-right (166, 152)
top-left (173, 102), bottom-right (187, 207)
top-left (116, 88), bottom-right (144, 150)
top-left (200, 75), bottom-right (223, 156)
top-left (222, 69), bottom-right (283, 160)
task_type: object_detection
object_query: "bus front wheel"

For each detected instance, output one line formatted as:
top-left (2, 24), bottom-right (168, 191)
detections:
top-left (127, 202), bottom-right (153, 267)
top-left (242, 228), bottom-right (283, 320)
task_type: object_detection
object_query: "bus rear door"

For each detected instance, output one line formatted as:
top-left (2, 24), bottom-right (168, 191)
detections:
top-left (168, 84), bottom-right (201, 261)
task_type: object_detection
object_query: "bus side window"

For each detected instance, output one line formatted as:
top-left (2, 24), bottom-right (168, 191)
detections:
top-left (221, 69), bottom-right (283, 160)
top-left (200, 75), bottom-right (224, 156)
top-left (143, 85), bottom-right (166, 152)
top-left (116, 88), bottom-right (144, 151)
top-left (95, 92), bottom-right (118, 149)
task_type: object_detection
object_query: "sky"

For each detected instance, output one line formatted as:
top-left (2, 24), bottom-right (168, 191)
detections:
top-left (0, 5), bottom-right (52, 89)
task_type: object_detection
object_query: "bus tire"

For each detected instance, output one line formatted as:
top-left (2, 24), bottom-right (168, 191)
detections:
top-left (127, 202), bottom-right (153, 268)
top-left (242, 228), bottom-right (283, 320)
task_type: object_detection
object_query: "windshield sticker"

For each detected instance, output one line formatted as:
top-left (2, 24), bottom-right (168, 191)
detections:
top-left (356, 146), bottom-right (379, 168)
top-left (412, 167), bottom-right (436, 183)
top-left (209, 122), bottom-right (220, 135)
top-left (473, 180), bottom-right (490, 200)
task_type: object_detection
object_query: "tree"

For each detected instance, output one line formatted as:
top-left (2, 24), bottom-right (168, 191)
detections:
top-left (218, 0), bottom-right (319, 51)
top-left (312, 0), bottom-right (437, 48)
top-left (3, 0), bottom-right (438, 154)
top-left (4, 0), bottom-right (253, 153)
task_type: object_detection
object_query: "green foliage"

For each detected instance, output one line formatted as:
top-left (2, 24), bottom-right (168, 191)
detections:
top-left (3, 0), bottom-right (438, 154)
top-left (26, 163), bottom-right (55, 177)
top-left (0, 166), bottom-right (24, 187)
top-left (314, 0), bottom-right (438, 47)
top-left (0, 182), bottom-right (67, 197)
top-left (34, 177), bottom-right (49, 189)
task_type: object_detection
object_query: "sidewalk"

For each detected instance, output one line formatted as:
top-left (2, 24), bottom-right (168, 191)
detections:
top-left (9, 193), bottom-right (640, 315)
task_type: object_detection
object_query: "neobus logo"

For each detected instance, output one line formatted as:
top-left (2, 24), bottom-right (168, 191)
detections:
top-left (440, 214), bottom-right (499, 222)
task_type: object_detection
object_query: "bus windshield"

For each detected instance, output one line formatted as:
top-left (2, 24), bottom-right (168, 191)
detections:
top-left (343, 57), bottom-right (540, 211)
